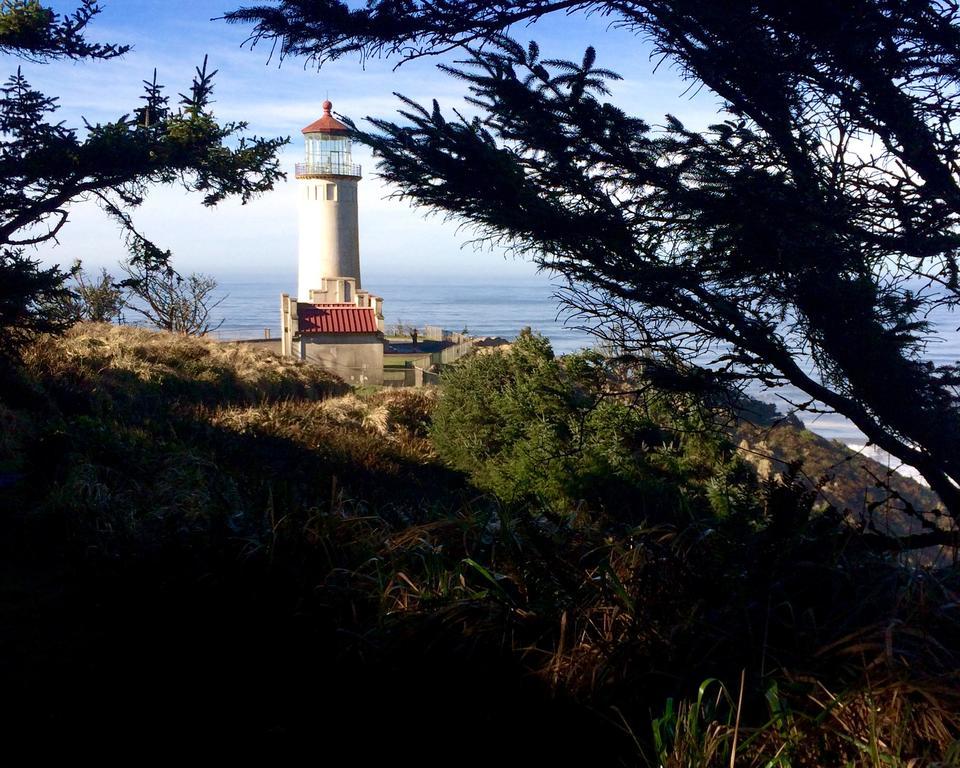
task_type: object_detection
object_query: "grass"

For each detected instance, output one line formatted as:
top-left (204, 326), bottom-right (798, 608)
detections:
top-left (24, 321), bottom-right (347, 404)
top-left (736, 419), bottom-right (953, 566)
top-left (1, 323), bottom-right (958, 762)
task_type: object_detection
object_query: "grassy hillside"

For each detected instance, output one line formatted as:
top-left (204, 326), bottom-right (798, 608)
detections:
top-left (737, 420), bottom-right (952, 565)
top-left (1, 324), bottom-right (958, 764)
top-left (738, 419), bottom-right (940, 512)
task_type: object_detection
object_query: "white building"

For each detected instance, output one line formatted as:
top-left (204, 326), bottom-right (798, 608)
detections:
top-left (281, 101), bottom-right (386, 385)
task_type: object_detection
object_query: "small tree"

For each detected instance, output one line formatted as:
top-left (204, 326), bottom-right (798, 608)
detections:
top-left (69, 260), bottom-right (124, 323)
top-left (432, 329), bottom-right (753, 518)
top-left (0, 247), bottom-right (73, 360)
top-left (120, 244), bottom-right (224, 336)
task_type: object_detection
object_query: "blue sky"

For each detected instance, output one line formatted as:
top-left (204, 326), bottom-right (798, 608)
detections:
top-left (8, 1), bottom-right (723, 282)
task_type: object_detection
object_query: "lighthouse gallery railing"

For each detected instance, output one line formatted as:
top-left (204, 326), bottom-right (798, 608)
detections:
top-left (295, 161), bottom-right (362, 177)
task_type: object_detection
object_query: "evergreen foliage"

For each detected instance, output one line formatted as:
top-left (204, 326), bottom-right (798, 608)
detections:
top-left (0, 59), bottom-right (287, 251)
top-left (432, 330), bottom-right (756, 521)
top-left (0, 0), bottom-right (127, 61)
top-left (0, 7), bottom-right (286, 358)
top-left (66, 260), bottom-right (124, 324)
top-left (226, 0), bottom-right (960, 527)
top-left (0, 247), bottom-right (72, 360)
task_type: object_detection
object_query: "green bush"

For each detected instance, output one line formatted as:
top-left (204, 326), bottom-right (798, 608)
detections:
top-left (431, 330), bottom-right (757, 522)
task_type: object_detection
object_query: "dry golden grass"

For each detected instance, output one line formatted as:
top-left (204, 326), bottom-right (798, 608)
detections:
top-left (318, 394), bottom-right (392, 434)
top-left (367, 388), bottom-right (439, 435)
top-left (309, 388), bottom-right (439, 437)
top-left (808, 681), bottom-right (960, 765)
top-left (5, 324), bottom-right (459, 537)
top-left (23, 322), bottom-right (347, 405)
top-left (206, 397), bottom-right (438, 485)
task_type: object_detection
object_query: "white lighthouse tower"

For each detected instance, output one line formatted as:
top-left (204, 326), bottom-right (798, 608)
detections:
top-left (296, 100), bottom-right (362, 300)
top-left (281, 100), bottom-right (385, 383)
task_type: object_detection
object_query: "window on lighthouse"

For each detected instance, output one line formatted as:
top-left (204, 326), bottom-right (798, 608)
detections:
top-left (307, 133), bottom-right (352, 173)
top-left (306, 137), bottom-right (320, 165)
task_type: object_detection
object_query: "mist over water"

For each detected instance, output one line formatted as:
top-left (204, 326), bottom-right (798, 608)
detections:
top-left (204, 274), bottom-right (960, 452)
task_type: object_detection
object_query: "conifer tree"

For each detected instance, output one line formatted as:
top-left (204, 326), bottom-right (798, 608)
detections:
top-left (0, 0), bottom-right (127, 61)
top-left (0, 2), bottom-right (286, 359)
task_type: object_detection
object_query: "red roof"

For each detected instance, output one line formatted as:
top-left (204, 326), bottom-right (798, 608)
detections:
top-left (298, 304), bottom-right (379, 334)
top-left (302, 100), bottom-right (349, 134)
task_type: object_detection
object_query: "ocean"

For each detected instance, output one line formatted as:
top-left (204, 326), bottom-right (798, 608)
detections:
top-left (209, 276), bottom-right (594, 351)
top-left (205, 275), bottom-right (960, 451)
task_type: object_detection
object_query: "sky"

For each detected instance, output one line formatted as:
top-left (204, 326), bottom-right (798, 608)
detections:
top-left (7, 1), bottom-right (724, 282)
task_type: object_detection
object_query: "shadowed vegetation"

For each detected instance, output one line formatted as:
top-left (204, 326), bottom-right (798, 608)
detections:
top-left (1, 324), bottom-right (957, 763)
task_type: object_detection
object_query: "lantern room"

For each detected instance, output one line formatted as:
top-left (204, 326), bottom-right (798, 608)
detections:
top-left (296, 100), bottom-right (361, 179)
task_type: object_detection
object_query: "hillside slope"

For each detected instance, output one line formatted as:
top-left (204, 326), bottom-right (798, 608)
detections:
top-left (737, 417), bottom-right (953, 564)
top-left (0, 325), bottom-right (956, 763)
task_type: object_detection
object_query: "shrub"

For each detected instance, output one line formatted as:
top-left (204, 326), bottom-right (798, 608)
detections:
top-left (68, 261), bottom-right (125, 323)
top-left (431, 330), bottom-right (756, 522)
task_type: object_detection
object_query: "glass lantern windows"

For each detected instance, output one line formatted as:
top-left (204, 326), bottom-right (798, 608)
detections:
top-left (305, 132), bottom-right (352, 174)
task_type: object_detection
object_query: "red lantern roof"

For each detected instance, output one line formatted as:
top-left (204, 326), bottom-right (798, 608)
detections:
top-left (298, 305), bottom-right (379, 334)
top-left (302, 100), bottom-right (349, 134)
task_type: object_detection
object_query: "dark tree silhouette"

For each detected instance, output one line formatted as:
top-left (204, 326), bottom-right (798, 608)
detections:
top-left (0, 3), bottom-right (287, 358)
top-left (0, 247), bottom-right (74, 358)
top-left (0, 57), bottom-right (287, 251)
top-left (227, 1), bottom-right (960, 526)
top-left (0, 0), bottom-right (128, 61)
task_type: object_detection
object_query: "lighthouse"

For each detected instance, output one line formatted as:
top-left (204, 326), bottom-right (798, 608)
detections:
top-left (279, 100), bottom-right (474, 384)
top-left (281, 100), bottom-right (386, 384)
top-left (296, 100), bottom-right (362, 300)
